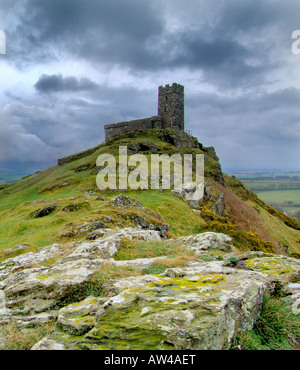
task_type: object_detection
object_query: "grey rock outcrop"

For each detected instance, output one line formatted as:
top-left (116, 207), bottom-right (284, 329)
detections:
top-left (172, 232), bottom-right (232, 254)
top-left (32, 260), bottom-right (279, 350)
top-left (29, 205), bottom-right (57, 218)
top-left (0, 228), bottom-right (300, 350)
top-left (110, 194), bottom-right (143, 209)
top-left (0, 228), bottom-right (161, 325)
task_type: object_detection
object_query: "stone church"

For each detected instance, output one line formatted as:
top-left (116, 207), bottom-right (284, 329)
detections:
top-left (104, 83), bottom-right (185, 141)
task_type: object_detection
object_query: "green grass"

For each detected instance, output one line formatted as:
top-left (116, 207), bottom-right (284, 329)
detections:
top-left (126, 190), bottom-right (205, 237)
top-left (247, 201), bottom-right (300, 255)
top-left (114, 237), bottom-right (196, 262)
top-left (0, 173), bottom-right (203, 250)
top-left (0, 131), bottom-right (299, 255)
top-left (0, 197), bottom-right (95, 250)
top-left (231, 295), bottom-right (300, 350)
top-left (0, 168), bottom-right (203, 251)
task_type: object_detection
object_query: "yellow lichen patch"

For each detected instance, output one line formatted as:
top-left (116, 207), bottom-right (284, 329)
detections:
top-left (245, 257), bottom-right (299, 281)
top-left (36, 274), bottom-right (50, 280)
top-left (147, 275), bottom-right (226, 290)
top-left (69, 316), bottom-right (95, 326)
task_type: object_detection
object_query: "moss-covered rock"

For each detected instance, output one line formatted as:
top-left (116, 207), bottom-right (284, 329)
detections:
top-left (240, 252), bottom-right (300, 282)
top-left (40, 261), bottom-right (278, 350)
top-left (1, 228), bottom-right (297, 350)
top-left (84, 263), bottom-right (277, 349)
top-left (57, 296), bottom-right (102, 335)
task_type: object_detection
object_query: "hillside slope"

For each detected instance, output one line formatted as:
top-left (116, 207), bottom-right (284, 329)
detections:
top-left (0, 128), bottom-right (300, 350)
top-left (0, 128), bottom-right (299, 256)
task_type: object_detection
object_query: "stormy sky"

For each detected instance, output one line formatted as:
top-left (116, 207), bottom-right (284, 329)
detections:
top-left (0, 0), bottom-right (300, 173)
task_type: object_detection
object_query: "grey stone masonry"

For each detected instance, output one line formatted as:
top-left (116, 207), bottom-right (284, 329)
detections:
top-left (105, 116), bottom-right (162, 142)
top-left (104, 83), bottom-right (184, 141)
top-left (158, 83), bottom-right (184, 130)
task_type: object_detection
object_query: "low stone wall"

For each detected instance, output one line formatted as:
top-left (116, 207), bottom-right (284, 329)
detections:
top-left (57, 144), bottom-right (103, 166)
top-left (104, 115), bottom-right (162, 141)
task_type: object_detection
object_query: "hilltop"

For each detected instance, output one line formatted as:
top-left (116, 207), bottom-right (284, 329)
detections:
top-left (0, 128), bottom-right (299, 255)
top-left (0, 128), bottom-right (299, 350)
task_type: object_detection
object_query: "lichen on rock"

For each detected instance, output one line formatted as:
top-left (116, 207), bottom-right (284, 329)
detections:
top-left (0, 226), bottom-right (299, 350)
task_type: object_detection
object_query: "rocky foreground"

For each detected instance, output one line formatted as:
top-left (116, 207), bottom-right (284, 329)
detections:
top-left (0, 221), bottom-right (299, 350)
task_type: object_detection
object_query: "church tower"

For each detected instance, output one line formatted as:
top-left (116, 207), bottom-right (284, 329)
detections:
top-left (158, 83), bottom-right (184, 130)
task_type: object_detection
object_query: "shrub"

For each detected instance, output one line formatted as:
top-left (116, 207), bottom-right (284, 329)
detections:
top-left (198, 206), bottom-right (274, 253)
top-left (264, 206), bottom-right (300, 231)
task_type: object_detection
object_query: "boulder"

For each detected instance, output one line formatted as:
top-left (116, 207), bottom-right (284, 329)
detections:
top-left (172, 232), bottom-right (232, 254)
top-left (159, 129), bottom-right (199, 149)
top-left (0, 243), bottom-right (67, 278)
top-left (40, 261), bottom-right (277, 350)
top-left (29, 205), bottom-right (56, 218)
top-left (110, 194), bottom-right (143, 208)
top-left (57, 296), bottom-right (103, 335)
top-left (283, 283), bottom-right (300, 314)
top-left (74, 164), bottom-right (90, 172)
top-left (0, 227), bottom-right (162, 324)
top-left (172, 182), bottom-right (204, 209)
top-left (31, 337), bottom-right (66, 350)
top-left (0, 291), bottom-right (11, 324)
top-left (14, 312), bottom-right (57, 328)
top-left (127, 142), bottom-right (159, 154)
top-left (3, 258), bottom-right (104, 314)
top-left (62, 201), bottom-right (90, 212)
top-left (29, 249), bottom-right (300, 350)
top-left (210, 191), bottom-right (225, 216)
top-left (240, 252), bottom-right (300, 283)
top-left (0, 226), bottom-right (299, 350)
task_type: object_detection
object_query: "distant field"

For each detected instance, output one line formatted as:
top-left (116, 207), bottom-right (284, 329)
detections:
top-left (230, 171), bottom-right (300, 222)
top-left (256, 189), bottom-right (300, 204)
top-left (242, 181), bottom-right (300, 191)
top-left (257, 189), bottom-right (300, 221)
top-left (232, 172), bottom-right (300, 180)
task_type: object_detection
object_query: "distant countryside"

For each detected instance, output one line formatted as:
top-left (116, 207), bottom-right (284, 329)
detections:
top-left (0, 170), bottom-right (28, 185)
top-left (229, 171), bottom-right (300, 222)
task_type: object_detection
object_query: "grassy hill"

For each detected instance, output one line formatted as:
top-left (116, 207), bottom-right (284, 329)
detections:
top-left (231, 171), bottom-right (300, 222)
top-left (0, 128), bottom-right (299, 258)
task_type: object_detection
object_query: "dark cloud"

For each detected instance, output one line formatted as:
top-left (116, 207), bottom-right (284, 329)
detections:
top-left (5, 0), bottom-right (164, 70)
top-left (1, 0), bottom-right (300, 171)
top-left (4, 0), bottom-right (298, 96)
top-left (34, 74), bottom-right (99, 93)
top-left (186, 88), bottom-right (300, 169)
top-left (2, 0), bottom-right (279, 82)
